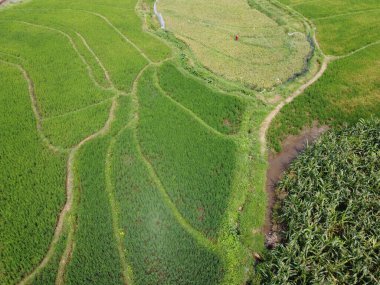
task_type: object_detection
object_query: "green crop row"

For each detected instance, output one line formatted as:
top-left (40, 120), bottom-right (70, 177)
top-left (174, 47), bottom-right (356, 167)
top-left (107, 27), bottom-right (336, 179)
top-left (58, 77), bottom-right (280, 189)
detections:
top-left (257, 119), bottom-right (380, 284)
top-left (65, 136), bottom-right (124, 285)
top-left (111, 128), bottom-right (224, 285)
top-left (42, 100), bottom-right (112, 149)
top-left (0, 21), bottom-right (113, 117)
top-left (0, 62), bottom-right (66, 285)
top-left (157, 62), bottom-right (246, 135)
top-left (137, 68), bottom-right (240, 239)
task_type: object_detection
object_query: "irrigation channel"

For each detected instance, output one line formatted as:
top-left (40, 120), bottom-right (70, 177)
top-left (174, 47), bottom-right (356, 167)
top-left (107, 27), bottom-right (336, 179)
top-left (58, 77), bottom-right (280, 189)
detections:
top-left (154, 0), bottom-right (165, 29)
top-left (264, 126), bottom-right (328, 247)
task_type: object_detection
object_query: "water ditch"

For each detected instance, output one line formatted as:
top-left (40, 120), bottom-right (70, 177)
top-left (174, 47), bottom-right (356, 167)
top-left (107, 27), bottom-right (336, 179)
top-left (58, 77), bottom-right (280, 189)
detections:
top-left (264, 125), bottom-right (328, 247)
top-left (154, 0), bottom-right (165, 29)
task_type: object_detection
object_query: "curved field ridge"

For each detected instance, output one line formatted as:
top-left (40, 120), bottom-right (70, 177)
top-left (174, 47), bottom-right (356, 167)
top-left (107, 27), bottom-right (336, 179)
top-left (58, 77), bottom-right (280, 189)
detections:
top-left (158, 0), bottom-right (311, 88)
top-left (268, 0), bottom-right (380, 152)
top-left (1, 0), bottom-right (351, 284)
top-left (0, 60), bottom-right (65, 285)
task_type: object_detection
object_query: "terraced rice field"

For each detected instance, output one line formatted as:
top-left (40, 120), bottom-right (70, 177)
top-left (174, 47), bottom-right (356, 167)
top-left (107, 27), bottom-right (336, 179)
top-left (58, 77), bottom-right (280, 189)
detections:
top-left (1, 0), bottom-right (378, 284)
top-left (0, 1), bottom-right (265, 284)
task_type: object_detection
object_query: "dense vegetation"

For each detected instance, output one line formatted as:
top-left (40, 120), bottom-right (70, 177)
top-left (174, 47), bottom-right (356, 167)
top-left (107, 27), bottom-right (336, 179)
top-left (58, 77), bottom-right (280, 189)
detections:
top-left (257, 119), bottom-right (380, 284)
top-left (0, 62), bottom-right (65, 284)
top-left (138, 68), bottom-right (240, 238)
top-left (1, 0), bottom-right (378, 284)
top-left (111, 128), bottom-right (224, 285)
top-left (0, 0), bottom-right (263, 283)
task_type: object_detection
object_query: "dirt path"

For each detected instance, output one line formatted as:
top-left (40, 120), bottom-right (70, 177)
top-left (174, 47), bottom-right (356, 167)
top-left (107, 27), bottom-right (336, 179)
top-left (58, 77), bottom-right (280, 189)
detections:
top-left (259, 37), bottom-right (380, 155)
top-left (259, 56), bottom-right (330, 154)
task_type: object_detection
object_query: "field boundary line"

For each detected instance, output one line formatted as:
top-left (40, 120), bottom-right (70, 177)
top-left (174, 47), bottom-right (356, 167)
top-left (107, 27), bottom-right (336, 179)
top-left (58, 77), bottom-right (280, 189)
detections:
top-left (105, 136), bottom-right (134, 285)
top-left (133, 131), bottom-right (217, 251)
top-left (153, 71), bottom-right (231, 139)
top-left (15, 20), bottom-right (114, 92)
top-left (259, 56), bottom-right (330, 154)
top-left (81, 10), bottom-right (152, 64)
top-left (27, 60), bottom-right (150, 284)
top-left (75, 31), bottom-right (129, 96)
top-left (43, 98), bottom-right (113, 121)
top-left (329, 40), bottom-right (380, 60)
top-left (130, 65), bottom-right (217, 252)
top-left (313, 8), bottom-right (380, 20)
top-left (0, 59), bottom-right (68, 154)
top-left (75, 31), bottom-right (113, 87)
top-left (55, 98), bottom-right (118, 285)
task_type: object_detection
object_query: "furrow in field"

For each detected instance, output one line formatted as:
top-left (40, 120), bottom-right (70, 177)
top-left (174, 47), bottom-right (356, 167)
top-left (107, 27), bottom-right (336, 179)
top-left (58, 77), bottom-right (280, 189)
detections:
top-left (0, 59), bottom-right (67, 154)
top-left (153, 72), bottom-right (229, 139)
top-left (330, 39), bottom-right (380, 60)
top-left (15, 20), bottom-right (114, 92)
top-left (313, 8), bottom-right (380, 20)
top-left (43, 98), bottom-right (114, 121)
top-left (75, 31), bottom-right (123, 93)
top-left (82, 10), bottom-right (152, 64)
top-left (55, 98), bottom-right (118, 285)
top-left (105, 137), bottom-right (133, 285)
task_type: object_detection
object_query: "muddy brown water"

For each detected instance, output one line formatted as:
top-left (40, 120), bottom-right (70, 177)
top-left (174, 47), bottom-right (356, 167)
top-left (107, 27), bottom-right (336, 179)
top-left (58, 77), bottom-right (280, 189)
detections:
top-left (264, 125), bottom-right (329, 238)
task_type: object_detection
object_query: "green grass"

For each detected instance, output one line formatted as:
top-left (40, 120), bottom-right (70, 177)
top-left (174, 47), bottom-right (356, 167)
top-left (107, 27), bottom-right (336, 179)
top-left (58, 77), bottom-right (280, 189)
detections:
top-left (270, 0), bottom-right (380, 151)
top-left (0, 62), bottom-right (66, 285)
top-left (42, 100), bottom-right (112, 149)
top-left (269, 44), bottom-right (380, 151)
top-left (0, 21), bottom-right (113, 117)
top-left (278, 0), bottom-right (380, 55)
top-left (257, 119), bottom-right (380, 284)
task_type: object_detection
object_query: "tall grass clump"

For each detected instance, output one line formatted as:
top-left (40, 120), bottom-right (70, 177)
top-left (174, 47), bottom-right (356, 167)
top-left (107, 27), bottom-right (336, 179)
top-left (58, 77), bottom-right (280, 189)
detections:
top-left (257, 119), bottom-right (380, 284)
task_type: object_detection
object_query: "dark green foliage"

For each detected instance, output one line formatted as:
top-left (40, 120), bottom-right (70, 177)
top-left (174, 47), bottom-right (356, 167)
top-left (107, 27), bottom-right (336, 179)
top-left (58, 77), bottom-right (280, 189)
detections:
top-left (258, 119), bottom-right (380, 284)
top-left (157, 63), bottom-right (246, 134)
top-left (111, 128), bottom-right (224, 285)
top-left (138, 68), bottom-right (238, 238)
top-left (65, 136), bottom-right (123, 285)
